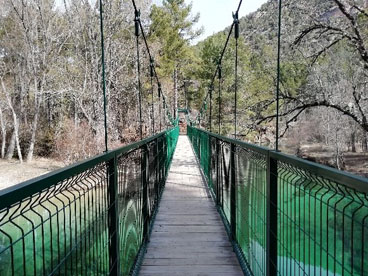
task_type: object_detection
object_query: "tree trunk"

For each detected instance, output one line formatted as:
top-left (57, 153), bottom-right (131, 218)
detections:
top-left (26, 108), bottom-right (39, 162)
top-left (19, 64), bottom-right (27, 127)
top-left (351, 132), bottom-right (356, 152)
top-left (1, 78), bottom-right (22, 162)
top-left (334, 130), bottom-right (345, 170)
top-left (362, 131), bottom-right (368, 152)
top-left (0, 107), bottom-right (6, 159)
top-left (5, 130), bottom-right (15, 160)
top-left (14, 116), bottom-right (23, 163)
top-left (26, 67), bottom-right (45, 162)
top-left (74, 99), bottom-right (78, 129)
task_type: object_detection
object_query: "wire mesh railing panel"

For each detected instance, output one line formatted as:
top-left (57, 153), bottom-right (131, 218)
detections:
top-left (157, 136), bottom-right (165, 194)
top-left (147, 140), bottom-right (158, 218)
top-left (166, 127), bottom-right (179, 169)
top-left (274, 156), bottom-right (368, 276)
top-left (0, 163), bottom-right (110, 276)
top-left (0, 126), bottom-right (179, 276)
top-left (117, 149), bottom-right (143, 276)
top-left (220, 141), bottom-right (232, 224)
top-left (210, 136), bottom-right (218, 198)
top-left (188, 126), bottom-right (368, 276)
top-left (200, 131), bottom-right (211, 188)
top-left (235, 146), bottom-right (268, 276)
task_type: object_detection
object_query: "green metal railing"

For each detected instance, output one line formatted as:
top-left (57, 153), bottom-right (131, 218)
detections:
top-left (188, 126), bottom-right (368, 276)
top-left (0, 126), bottom-right (179, 276)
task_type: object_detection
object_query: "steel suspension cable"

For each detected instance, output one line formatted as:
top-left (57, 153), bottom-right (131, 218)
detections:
top-left (195, 25), bottom-right (234, 122)
top-left (134, 10), bottom-right (143, 140)
top-left (99, 0), bottom-right (108, 152)
top-left (276, 0), bottom-right (282, 151)
top-left (131, 0), bottom-right (177, 127)
top-left (218, 63), bottom-right (222, 134)
top-left (194, 0), bottom-right (243, 126)
top-left (158, 83), bottom-right (162, 131)
top-left (234, 11), bottom-right (239, 139)
top-left (209, 85), bottom-right (212, 132)
top-left (150, 58), bottom-right (155, 134)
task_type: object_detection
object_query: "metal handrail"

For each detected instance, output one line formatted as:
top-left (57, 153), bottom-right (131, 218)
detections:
top-left (0, 129), bottom-right (172, 210)
top-left (0, 126), bottom-right (179, 276)
top-left (270, 151), bottom-right (368, 194)
top-left (188, 125), bottom-right (368, 276)
top-left (189, 126), bottom-right (368, 193)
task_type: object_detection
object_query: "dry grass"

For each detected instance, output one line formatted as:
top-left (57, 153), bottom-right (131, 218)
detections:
top-left (0, 158), bottom-right (63, 191)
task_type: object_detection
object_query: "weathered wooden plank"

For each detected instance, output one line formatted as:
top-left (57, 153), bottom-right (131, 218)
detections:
top-left (153, 220), bottom-right (223, 226)
top-left (140, 265), bottom-right (243, 273)
top-left (143, 257), bottom-right (239, 266)
top-left (139, 136), bottom-right (242, 276)
top-left (150, 228), bottom-right (227, 235)
top-left (147, 240), bottom-right (233, 247)
top-left (148, 236), bottom-right (227, 243)
top-left (154, 214), bottom-right (222, 219)
top-left (144, 251), bottom-right (238, 259)
top-left (159, 204), bottom-right (212, 209)
top-left (157, 208), bottom-right (217, 214)
top-left (140, 272), bottom-right (242, 276)
top-left (152, 225), bottom-right (224, 233)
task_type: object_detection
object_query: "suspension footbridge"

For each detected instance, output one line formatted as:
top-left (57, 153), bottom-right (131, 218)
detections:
top-left (0, 0), bottom-right (367, 275)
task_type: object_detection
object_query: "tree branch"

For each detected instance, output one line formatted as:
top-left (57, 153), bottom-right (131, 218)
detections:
top-left (294, 1), bottom-right (368, 69)
top-left (352, 84), bottom-right (367, 125)
top-left (256, 100), bottom-right (366, 131)
top-left (332, 0), bottom-right (368, 66)
top-left (352, 5), bottom-right (368, 18)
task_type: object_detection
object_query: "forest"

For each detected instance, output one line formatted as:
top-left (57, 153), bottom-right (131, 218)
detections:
top-left (0, 0), bottom-right (367, 176)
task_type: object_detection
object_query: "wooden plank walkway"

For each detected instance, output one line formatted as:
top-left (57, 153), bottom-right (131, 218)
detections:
top-left (140, 135), bottom-right (243, 276)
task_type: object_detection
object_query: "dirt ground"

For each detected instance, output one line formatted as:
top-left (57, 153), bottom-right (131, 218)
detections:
top-left (0, 158), bottom-right (63, 191)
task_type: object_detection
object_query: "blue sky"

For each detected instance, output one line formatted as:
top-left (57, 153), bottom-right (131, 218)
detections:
top-left (153, 0), bottom-right (268, 43)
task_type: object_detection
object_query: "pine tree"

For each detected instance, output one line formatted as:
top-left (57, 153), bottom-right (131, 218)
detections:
top-left (149, 0), bottom-right (202, 118)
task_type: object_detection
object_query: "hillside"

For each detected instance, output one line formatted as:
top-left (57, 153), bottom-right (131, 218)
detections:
top-left (238, 0), bottom-right (337, 51)
top-left (193, 0), bottom-right (368, 176)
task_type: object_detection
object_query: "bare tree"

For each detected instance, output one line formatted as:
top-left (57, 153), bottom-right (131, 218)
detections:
top-left (0, 76), bottom-right (22, 162)
top-left (252, 0), bottom-right (368, 150)
top-left (0, 102), bottom-right (6, 158)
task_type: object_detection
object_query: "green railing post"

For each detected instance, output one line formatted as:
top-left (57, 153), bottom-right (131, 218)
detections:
top-left (207, 133), bottom-right (211, 187)
top-left (187, 126), bottom-right (368, 276)
top-left (0, 128), bottom-right (180, 276)
top-left (216, 138), bottom-right (221, 206)
top-left (230, 144), bottom-right (236, 240)
top-left (160, 137), bottom-right (163, 182)
top-left (164, 134), bottom-right (168, 177)
top-left (107, 154), bottom-right (120, 275)
top-left (267, 153), bottom-right (278, 275)
top-left (155, 138), bottom-right (160, 203)
top-left (198, 133), bottom-right (201, 161)
top-left (142, 145), bottom-right (149, 240)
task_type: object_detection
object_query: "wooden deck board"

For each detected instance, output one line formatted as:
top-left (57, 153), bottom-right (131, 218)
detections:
top-left (139, 136), bottom-right (243, 276)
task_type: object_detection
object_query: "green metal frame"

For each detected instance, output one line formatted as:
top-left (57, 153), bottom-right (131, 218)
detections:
top-left (0, 130), bottom-right (175, 210)
top-left (0, 126), bottom-right (179, 276)
top-left (188, 126), bottom-right (368, 276)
